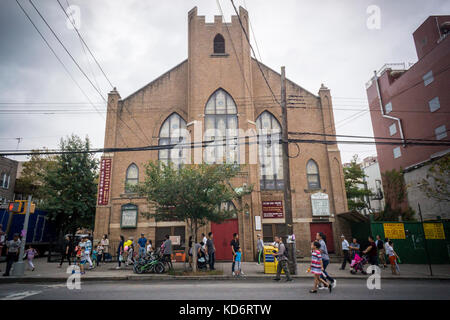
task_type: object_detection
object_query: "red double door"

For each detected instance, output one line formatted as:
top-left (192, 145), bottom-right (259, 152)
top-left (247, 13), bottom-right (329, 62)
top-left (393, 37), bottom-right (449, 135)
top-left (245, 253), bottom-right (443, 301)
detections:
top-left (211, 219), bottom-right (239, 261)
top-left (310, 222), bottom-right (335, 253)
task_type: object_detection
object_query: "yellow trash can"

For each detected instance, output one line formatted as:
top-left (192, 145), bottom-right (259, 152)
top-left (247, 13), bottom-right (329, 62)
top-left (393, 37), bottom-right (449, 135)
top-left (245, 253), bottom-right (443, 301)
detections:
top-left (263, 245), bottom-right (284, 274)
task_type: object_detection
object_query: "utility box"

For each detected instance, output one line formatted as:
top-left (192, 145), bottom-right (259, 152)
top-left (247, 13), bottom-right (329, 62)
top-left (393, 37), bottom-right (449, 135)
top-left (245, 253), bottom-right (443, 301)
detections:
top-left (263, 245), bottom-right (283, 274)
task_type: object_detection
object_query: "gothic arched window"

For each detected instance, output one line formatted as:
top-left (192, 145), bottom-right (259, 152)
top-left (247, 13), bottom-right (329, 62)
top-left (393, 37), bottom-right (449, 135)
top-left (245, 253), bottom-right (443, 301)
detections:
top-left (306, 159), bottom-right (321, 189)
top-left (256, 111), bottom-right (283, 190)
top-left (159, 113), bottom-right (188, 167)
top-left (213, 34), bottom-right (225, 54)
top-left (125, 163), bottom-right (138, 193)
top-left (204, 89), bottom-right (238, 164)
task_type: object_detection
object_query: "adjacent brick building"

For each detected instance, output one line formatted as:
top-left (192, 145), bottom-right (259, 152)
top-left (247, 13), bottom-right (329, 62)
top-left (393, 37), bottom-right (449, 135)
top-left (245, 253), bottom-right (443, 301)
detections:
top-left (366, 16), bottom-right (450, 219)
top-left (94, 7), bottom-right (348, 260)
top-left (0, 156), bottom-right (18, 208)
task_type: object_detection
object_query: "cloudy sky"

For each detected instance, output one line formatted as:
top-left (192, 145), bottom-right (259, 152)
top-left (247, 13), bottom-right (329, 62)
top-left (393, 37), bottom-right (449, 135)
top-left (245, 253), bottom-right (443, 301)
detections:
top-left (1, 0), bottom-right (449, 163)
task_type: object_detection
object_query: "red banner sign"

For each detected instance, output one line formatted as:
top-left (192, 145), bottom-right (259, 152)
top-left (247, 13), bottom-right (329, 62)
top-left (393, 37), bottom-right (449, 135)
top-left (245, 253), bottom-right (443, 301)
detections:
top-left (98, 158), bottom-right (112, 206)
top-left (262, 201), bottom-right (283, 218)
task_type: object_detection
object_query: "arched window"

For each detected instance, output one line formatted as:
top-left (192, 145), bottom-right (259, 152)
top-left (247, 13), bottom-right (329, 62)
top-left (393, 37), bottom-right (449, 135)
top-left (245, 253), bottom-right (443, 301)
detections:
top-left (256, 111), bottom-right (283, 190)
top-left (213, 34), bottom-right (225, 54)
top-left (219, 201), bottom-right (237, 219)
top-left (1, 173), bottom-right (8, 189)
top-left (125, 164), bottom-right (138, 193)
top-left (204, 89), bottom-right (238, 164)
top-left (159, 113), bottom-right (188, 167)
top-left (306, 159), bottom-right (321, 189)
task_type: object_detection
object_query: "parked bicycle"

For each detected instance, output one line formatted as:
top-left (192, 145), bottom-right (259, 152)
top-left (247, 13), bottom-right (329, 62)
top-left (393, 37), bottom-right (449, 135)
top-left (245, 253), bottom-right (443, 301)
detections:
top-left (133, 249), bottom-right (165, 274)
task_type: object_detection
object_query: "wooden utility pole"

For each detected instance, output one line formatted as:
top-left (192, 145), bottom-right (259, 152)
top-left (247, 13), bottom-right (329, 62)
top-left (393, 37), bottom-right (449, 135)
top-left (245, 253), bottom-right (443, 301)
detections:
top-left (280, 66), bottom-right (297, 274)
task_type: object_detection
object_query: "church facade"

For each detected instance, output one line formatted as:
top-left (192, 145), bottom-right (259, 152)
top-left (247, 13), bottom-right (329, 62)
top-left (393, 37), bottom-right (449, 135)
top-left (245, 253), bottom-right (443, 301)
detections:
top-left (94, 7), bottom-right (348, 260)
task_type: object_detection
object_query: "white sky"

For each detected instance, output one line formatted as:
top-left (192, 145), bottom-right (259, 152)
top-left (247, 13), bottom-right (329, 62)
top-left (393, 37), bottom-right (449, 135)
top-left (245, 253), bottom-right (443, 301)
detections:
top-left (1, 0), bottom-right (449, 163)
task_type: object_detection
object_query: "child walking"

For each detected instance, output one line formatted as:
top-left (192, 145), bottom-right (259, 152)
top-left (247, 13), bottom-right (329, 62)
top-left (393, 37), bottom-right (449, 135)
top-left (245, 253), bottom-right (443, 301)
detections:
top-left (79, 247), bottom-right (87, 275)
top-left (386, 240), bottom-right (400, 275)
top-left (234, 247), bottom-right (242, 276)
top-left (309, 241), bottom-right (332, 293)
top-left (25, 245), bottom-right (38, 271)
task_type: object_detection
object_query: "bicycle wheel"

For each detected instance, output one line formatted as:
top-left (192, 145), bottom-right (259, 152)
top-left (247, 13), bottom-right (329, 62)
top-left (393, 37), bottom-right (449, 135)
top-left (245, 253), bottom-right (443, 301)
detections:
top-left (154, 262), bottom-right (165, 274)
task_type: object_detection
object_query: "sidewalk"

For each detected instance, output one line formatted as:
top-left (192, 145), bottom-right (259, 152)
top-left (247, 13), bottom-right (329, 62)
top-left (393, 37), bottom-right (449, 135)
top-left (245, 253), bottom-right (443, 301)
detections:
top-left (0, 257), bottom-right (449, 283)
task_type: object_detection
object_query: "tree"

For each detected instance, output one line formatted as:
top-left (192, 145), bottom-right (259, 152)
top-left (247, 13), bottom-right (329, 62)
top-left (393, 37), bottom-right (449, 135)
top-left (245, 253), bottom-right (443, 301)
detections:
top-left (14, 149), bottom-right (57, 202)
top-left (379, 168), bottom-right (415, 221)
top-left (344, 155), bottom-right (373, 211)
top-left (41, 135), bottom-right (98, 236)
top-left (420, 154), bottom-right (450, 202)
top-left (132, 162), bottom-right (251, 271)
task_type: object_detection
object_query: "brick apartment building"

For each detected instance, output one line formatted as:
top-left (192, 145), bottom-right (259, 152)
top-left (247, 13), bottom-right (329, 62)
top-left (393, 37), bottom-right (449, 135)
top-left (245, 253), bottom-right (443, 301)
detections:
top-left (366, 16), bottom-right (450, 220)
top-left (0, 156), bottom-right (18, 208)
top-left (94, 7), bottom-right (348, 260)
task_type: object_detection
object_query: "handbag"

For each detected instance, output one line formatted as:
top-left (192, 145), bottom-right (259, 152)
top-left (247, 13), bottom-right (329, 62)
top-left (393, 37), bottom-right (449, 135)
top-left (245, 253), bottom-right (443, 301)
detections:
top-left (119, 254), bottom-right (123, 262)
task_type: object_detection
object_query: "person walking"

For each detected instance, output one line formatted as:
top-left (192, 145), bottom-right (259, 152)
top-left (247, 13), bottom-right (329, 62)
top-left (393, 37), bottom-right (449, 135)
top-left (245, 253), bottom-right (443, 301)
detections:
top-left (101, 234), bottom-right (109, 262)
top-left (316, 232), bottom-right (336, 288)
top-left (2, 233), bottom-right (21, 276)
top-left (138, 233), bottom-right (147, 258)
top-left (58, 235), bottom-right (73, 268)
top-left (230, 233), bottom-right (239, 275)
top-left (272, 236), bottom-right (292, 282)
top-left (363, 236), bottom-right (378, 273)
top-left (163, 234), bottom-right (173, 270)
top-left (385, 240), bottom-right (400, 275)
top-left (309, 241), bottom-right (332, 293)
top-left (349, 238), bottom-right (360, 259)
top-left (339, 235), bottom-right (351, 270)
top-left (206, 232), bottom-right (216, 270)
top-left (376, 235), bottom-right (387, 269)
top-left (256, 234), bottom-right (264, 265)
top-left (25, 245), bottom-right (38, 271)
top-left (83, 236), bottom-right (94, 269)
top-left (116, 235), bottom-right (125, 269)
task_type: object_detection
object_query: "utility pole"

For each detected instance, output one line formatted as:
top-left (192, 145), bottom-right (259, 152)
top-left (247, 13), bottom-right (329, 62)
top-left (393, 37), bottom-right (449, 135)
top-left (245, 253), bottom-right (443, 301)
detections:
top-left (418, 203), bottom-right (433, 276)
top-left (12, 195), bottom-right (32, 276)
top-left (280, 66), bottom-right (297, 274)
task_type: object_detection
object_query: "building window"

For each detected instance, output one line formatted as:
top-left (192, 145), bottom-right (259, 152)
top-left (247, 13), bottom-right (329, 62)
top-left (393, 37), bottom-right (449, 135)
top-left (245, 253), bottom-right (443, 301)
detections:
top-left (204, 88), bottom-right (238, 164)
top-left (262, 224), bottom-right (285, 243)
top-left (256, 111), bottom-right (283, 190)
top-left (385, 102), bottom-right (392, 114)
top-left (306, 159), bottom-right (321, 189)
top-left (423, 70), bottom-right (434, 86)
top-left (389, 123), bottom-right (397, 136)
top-left (121, 204), bottom-right (138, 229)
top-left (213, 34), bottom-right (225, 54)
top-left (1, 173), bottom-right (9, 189)
top-left (125, 164), bottom-right (138, 193)
top-left (393, 147), bottom-right (401, 159)
top-left (435, 125), bottom-right (447, 140)
top-left (428, 97), bottom-right (440, 112)
top-left (159, 113), bottom-right (188, 167)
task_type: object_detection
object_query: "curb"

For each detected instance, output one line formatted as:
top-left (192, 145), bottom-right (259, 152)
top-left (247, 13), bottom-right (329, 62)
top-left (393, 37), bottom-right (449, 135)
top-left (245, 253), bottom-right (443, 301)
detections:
top-left (1, 274), bottom-right (449, 284)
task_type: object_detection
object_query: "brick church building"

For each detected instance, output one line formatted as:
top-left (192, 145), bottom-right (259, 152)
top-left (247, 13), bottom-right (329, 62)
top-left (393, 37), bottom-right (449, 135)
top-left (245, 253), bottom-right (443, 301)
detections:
top-left (94, 7), bottom-right (349, 260)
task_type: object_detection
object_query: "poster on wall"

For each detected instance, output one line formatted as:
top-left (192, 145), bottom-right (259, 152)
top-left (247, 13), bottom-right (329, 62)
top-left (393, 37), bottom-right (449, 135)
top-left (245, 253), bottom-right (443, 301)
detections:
top-left (262, 201), bottom-right (283, 218)
top-left (97, 158), bottom-right (112, 206)
top-left (423, 223), bottom-right (445, 239)
top-left (383, 223), bottom-right (406, 239)
top-left (121, 205), bottom-right (138, 228)
top-left (311, 192), bottom-right (330, 216)
top-left (255, 216), bottom-right (262, 231)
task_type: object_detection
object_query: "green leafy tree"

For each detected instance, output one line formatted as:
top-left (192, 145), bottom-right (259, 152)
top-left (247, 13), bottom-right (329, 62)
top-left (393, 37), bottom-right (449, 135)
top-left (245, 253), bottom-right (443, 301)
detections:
top-left (14, 149), bottom-right (57, 202)
top-left (344, 155), bottom-right (373, 211)
top-left (131, 162), bottom-right (252, 271)
top-left (420, 154), bottom-right (450, 202)
top-left (41, 135), bottom-right (98, 236)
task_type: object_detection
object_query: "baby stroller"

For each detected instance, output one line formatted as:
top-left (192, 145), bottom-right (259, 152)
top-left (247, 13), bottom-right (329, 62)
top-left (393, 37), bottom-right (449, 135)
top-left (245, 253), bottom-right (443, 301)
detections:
top-left (350, 253), bottom-right (368, 275)
top-left (197, 248), bottom-right (208, 271)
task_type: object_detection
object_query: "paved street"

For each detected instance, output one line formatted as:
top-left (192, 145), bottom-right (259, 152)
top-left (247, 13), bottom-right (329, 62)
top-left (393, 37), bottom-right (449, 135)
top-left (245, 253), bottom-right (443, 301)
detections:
top-left (0, 279), bottom-right (449, 300)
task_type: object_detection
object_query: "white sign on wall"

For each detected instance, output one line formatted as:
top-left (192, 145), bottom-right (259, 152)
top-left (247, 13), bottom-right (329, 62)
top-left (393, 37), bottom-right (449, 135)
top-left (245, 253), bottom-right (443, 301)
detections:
top-left (311, 192), bottom-right (330, 216)
top-left (255, 216), bottom-right (262, 231)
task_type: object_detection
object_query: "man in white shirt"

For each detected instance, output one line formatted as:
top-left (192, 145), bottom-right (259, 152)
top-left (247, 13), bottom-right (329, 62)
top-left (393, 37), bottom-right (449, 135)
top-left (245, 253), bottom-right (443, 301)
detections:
top-left (339, 235), bottom-right (351, 270)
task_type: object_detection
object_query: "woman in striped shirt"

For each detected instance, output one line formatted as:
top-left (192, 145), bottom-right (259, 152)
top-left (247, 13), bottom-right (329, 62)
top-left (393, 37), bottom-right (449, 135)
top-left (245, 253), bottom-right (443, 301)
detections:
top-left (310, 241), bottom-right (332, 293)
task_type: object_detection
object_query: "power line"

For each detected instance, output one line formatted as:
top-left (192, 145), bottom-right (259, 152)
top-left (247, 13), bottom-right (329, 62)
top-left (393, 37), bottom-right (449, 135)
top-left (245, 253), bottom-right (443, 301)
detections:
top-left (230, 0), bottom-right (281, 106)
top-left (57, 0), bottom-right (114, 89)
top-left (27, 0), bottom-right (107, 102)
